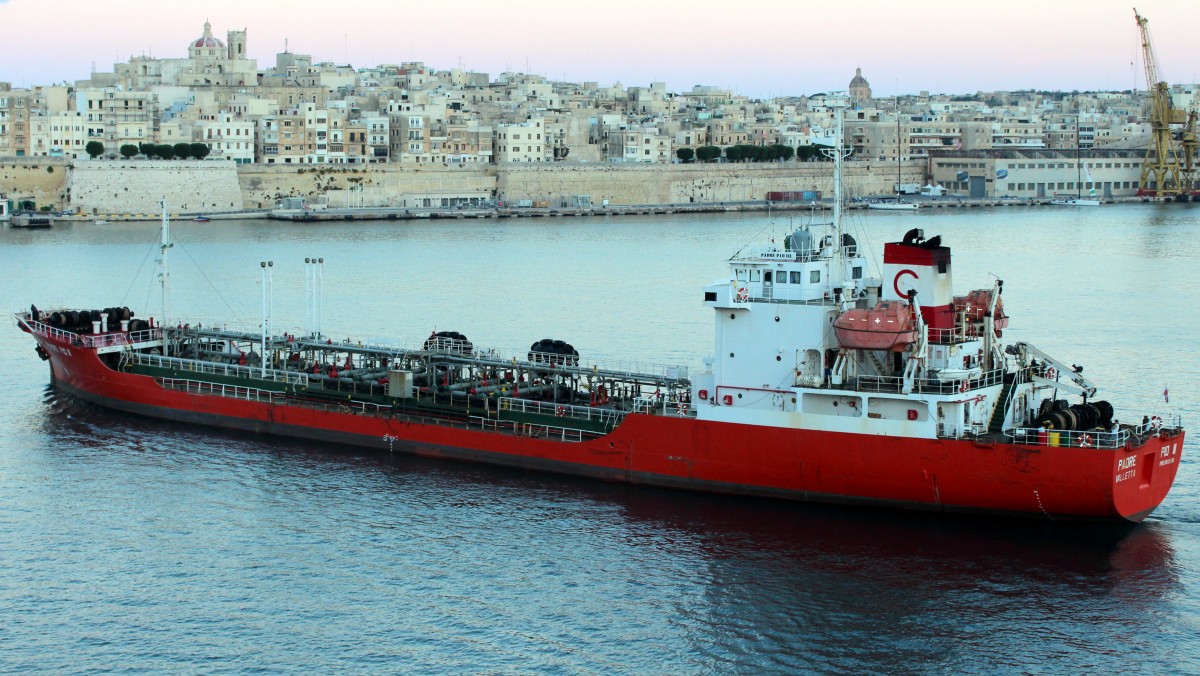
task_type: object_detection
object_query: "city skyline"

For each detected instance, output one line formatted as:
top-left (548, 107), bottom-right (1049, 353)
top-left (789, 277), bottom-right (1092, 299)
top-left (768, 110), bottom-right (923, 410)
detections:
top-left (1, 0), bottom-right (1196, 98)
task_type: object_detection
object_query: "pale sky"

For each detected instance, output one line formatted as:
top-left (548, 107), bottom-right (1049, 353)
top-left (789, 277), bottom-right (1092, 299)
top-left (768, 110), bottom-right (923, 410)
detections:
top-left (1, 0), bottom-right (1196, 98)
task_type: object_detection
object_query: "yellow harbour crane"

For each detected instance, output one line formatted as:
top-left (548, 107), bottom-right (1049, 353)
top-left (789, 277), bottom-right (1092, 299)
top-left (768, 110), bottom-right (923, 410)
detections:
top-left (1134, 8), bottom-right (1197, 200)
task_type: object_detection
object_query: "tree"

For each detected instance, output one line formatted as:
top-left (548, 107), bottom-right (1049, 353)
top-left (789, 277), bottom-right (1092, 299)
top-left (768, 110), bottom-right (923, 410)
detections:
top-left (85, 141), bottom-right (104, 159)
top-left (190, 143), bottom-right (211, 160)
top-left (155, 145), bottom-right (175, 160)
top-left (724, 146), bottom-right (742, 163)
top-left (120, 144), bottom-right (139, 159)
top-left (675, 147), bottom-right (694, 163)
top-left (173, 143), bottom-right (193, 159)
top-left (695, 145), bottom-right (722, 163)
top-left (796, 144), bottom-right (824, 162)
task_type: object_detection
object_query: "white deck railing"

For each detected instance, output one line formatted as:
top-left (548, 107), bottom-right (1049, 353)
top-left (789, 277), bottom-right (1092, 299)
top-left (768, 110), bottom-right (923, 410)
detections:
top-left (125, 352), bottom-right (311, 387)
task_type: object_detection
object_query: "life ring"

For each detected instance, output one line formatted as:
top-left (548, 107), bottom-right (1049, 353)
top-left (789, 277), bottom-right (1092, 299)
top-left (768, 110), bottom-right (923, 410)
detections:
top-left (736, 286), bottom-right (749, 303)
top-left (959, 379), bottom-right (969, 394)
top-left (1150, 415), bottom-right (1163, 431)
top-left (1045, 366), bottom-right (1057, 380)
top-left (556, 405), bottom-right (566, 417)
top-left (676, 402), bottom-right (689, 416)
top-left (1079, 433), bottom-right (1093, 448)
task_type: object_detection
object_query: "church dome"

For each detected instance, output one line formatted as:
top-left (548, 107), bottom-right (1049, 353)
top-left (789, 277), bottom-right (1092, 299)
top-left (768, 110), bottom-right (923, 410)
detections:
top-left (191, 21), bottom-right (225, 49)
top-left (849, 67), bottom-right (869, 88)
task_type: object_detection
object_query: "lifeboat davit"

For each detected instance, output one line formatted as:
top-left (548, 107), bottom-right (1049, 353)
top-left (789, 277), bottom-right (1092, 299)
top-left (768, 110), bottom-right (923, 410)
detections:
top-left (833, 301), bottom-right (917, 351)
top-left (954, 289), bottom-right (1009, 330)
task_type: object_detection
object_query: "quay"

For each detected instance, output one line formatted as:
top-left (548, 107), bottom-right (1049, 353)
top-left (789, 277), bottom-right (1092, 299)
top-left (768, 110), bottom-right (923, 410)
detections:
top-left (36, 195), bottom-right (1161, 225)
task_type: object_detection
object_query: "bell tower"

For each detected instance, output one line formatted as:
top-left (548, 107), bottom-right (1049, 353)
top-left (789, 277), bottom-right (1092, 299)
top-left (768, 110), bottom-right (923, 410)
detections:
top-left (227, 29), bottom-right (247, 60)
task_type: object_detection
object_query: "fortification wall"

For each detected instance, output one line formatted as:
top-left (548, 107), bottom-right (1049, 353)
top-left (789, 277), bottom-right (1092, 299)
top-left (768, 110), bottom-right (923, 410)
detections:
top-left (3, 158), bottom-right (929, 215)
top-left (236, 164), bottom-right (498, 210)
top-left (69, 160), bottom-right (243, 214)
top-left (495, 161), bottom-right (926, 206)
top-left (0, 158), bottom-right (70, 210)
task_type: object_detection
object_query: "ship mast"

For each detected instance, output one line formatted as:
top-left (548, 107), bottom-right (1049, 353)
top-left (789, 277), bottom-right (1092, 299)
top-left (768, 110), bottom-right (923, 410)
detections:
top-left (157, 198), bottom-right (171, 355)
top-left (822, 100), bottom-right (849, 300)
top-left (261, 260), bottom-right (273, 378)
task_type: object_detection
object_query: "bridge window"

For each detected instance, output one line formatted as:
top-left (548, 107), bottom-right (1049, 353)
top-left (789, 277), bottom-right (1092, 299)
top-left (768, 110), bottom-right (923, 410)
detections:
top-left (735, 269), bottom-right (747, 281)
top-left (810, 270), bottom-right (821, 283)
top-left (790, 271), bottom-right (804, 284)
top-left (749, 270), bottom-right (761, 282)
top-left (852, 266), bottom-right (863, 280)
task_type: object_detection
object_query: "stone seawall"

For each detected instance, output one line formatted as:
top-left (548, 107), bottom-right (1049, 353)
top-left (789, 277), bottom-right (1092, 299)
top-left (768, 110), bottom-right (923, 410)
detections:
top-left (4, 159), bottom-right (928, 214)
top-left (496, 161), bottom-right (925, 205)
top-left (236, 161), bottom-right (924, 209)
top-left (235, 164), bottom-right (498, 210)
top-left (70, 160), bottom-right (243, 214)
top-left (0, 158), bottom-right (70, 210)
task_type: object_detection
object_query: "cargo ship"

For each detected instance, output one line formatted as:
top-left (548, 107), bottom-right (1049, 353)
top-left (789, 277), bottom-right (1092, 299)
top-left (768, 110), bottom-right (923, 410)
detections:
top-left (15, 108), bottom-right (1184, 522)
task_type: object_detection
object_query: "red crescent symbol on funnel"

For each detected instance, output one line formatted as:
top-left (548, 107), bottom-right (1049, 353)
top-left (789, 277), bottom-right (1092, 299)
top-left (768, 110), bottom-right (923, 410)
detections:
top-left (893, 269), bottom-right (918, 297)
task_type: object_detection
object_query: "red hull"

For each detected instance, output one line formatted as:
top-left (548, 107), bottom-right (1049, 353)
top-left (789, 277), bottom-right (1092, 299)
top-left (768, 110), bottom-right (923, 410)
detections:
top-left (28, 329), bottom-right (1183, 522)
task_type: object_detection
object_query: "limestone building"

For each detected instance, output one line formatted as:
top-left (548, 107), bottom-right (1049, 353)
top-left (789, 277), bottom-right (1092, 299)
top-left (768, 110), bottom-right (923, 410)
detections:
top-left (115, 22), bottom-right (257, 89)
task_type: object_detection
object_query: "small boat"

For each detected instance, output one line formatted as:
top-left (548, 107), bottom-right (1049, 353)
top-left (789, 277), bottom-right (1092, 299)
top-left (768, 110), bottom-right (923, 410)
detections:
top-left (868, 100), bottom-right (920, 212)
top-left (93, 219), bottom-right (111, 225)
top-left (868, 198), bottom-right (919, 211)
top-left (1050, 196), bottom-right (1101, 207)
top-left (193, 216), bottom-right (211, 222)
top-left (11, 213), bottom-right (53, 229)
top-left (1050, 115), bottom-right (1102, 207)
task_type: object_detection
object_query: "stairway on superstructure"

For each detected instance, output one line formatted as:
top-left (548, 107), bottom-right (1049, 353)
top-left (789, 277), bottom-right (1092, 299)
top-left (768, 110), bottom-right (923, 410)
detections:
top-left (988, 379), bottom-right (1015, 434)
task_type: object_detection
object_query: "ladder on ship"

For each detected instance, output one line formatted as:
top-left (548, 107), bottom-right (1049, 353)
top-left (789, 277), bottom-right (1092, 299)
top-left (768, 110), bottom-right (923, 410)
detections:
top-left (987, 378), bottom-right (1015, 434)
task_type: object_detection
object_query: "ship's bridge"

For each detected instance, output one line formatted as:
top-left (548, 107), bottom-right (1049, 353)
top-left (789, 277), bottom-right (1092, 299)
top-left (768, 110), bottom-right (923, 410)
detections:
top-left (710, 230), bottom-right (878, 306)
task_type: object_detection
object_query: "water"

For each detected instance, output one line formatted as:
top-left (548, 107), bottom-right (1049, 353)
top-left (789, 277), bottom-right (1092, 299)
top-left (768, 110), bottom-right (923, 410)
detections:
top-left (2, 205), bottom-right (1198, 672)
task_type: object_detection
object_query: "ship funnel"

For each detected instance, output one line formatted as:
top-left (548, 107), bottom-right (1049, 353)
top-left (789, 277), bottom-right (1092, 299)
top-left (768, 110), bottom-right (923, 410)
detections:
top-left (882, 233), bottom-right (954, 329)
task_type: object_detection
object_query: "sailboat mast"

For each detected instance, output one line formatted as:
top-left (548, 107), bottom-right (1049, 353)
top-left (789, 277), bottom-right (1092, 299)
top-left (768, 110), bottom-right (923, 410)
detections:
top-left (1080, 113), bottom-right (1089, 195)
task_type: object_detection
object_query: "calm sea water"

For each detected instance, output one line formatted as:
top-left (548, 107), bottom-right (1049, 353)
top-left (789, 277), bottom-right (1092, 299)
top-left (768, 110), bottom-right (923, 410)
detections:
top-left (2, 205), bottom-right (1198, 673)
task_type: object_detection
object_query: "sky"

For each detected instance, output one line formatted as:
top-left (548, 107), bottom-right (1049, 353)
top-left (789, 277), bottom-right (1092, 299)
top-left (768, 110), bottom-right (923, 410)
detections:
top-left (1, 0), bottom-right (1196, 98)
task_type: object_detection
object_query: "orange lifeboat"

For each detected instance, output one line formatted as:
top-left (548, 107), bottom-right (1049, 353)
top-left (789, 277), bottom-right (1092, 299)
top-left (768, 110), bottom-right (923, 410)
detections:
top-left (955, 289), bottom-right (1009, 332)
top-left (833, 301), bottom-right (917, 351)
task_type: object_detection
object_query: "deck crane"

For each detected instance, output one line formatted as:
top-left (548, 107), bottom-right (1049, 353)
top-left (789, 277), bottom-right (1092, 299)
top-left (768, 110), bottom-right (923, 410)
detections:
top-left (1133, 8), bottom-right (1197, 200)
